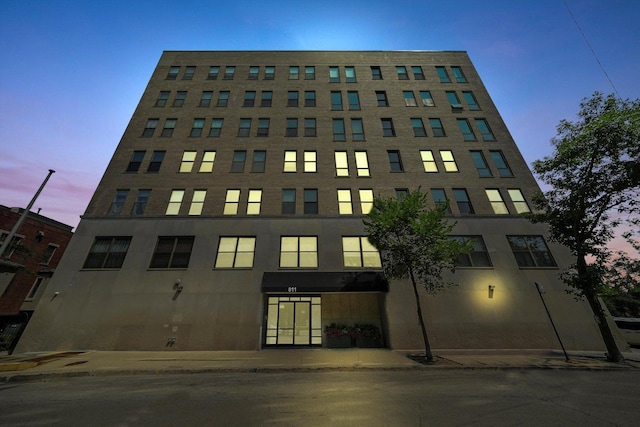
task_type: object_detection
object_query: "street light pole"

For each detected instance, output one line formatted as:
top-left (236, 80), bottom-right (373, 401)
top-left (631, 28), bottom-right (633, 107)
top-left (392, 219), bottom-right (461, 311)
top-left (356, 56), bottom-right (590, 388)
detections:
top-left (535, 282), bottom-right (570, 362)
top-left (0, 169), bottom-right (55, 258)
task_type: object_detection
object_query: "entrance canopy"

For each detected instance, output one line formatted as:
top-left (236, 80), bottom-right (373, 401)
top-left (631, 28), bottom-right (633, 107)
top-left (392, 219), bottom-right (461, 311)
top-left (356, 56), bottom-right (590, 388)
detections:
top-left (261, 271), bottom-right (388, 293)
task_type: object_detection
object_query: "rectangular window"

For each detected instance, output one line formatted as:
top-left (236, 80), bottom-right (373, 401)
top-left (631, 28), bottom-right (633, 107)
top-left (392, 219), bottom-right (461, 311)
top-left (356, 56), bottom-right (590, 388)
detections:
top-left (251, 150), bottom-right (266, 172)
top-left (209, 118), bottom-right (223, 137)
top-left (208, 66), bottom-right (220, 80)
top-left (83, 237), bottom-right (131, 269)
top-left (189, 190), bottom-right (207, 215)
top-left (224, 189), bottom-right (241, 215)
top-left (223, 66), bottom-right (235, 80)
top-left (335, 151), bottom-right (349, 177)
top-left (248, 66), bottom-right (259, 80)
top-left (127, 151), bottom-right (145, 172)
top-left (411, 118), bottom-right (427, 136)
top-left (243, 91), bottom-right (256, 107)
top-left (261, 91), bottom-right (273, 107)
top-left (450, 236), bottom-right (492, 267)
top-left (40, 244), bottom-right (58, 265)
top-left (452, 66), bottom-right (467, 82)
top-left (508, 189), bottom-right (531, 213)
top-left (304, 118), bottom-right (316, 137)
top-left (462, 91), bottom-right (480, 110)
top-left (282, 189), bottom-right (296, 214)
top-left (190, 118), bottom-right (205, 137)
top-left (396, 66), bottom-right (408, 80)
top-left (217, 91), bottom-right (229, 107)
top-left (381, 118), bottom-right (395, 137)
top-left (507, 236), bottom-right (557, 267)
top-left (446, 91), bottom-right (463, 109)
top-left (161, 118), bottom-right (176, 137)
top-left (238, 118), bottom-right (251, 137)
top-left (429, 118), bottom-right (445, 136)
top-left (289, 66), bottom-right (299, 80)
top-left (107, 190), bottom-right (128, 215)
top-left (489, 151), bottom-right (513, 177)
top-left (142, 119), bottom-right (158, 137)
top-left (371, 66), bottom-right (382, 80)
top-left (173, 91), bottom-right (186, 107)
top-left (167, 66), bottom-right (180, 80)
top-left (155, 91), bottom-right (170, 107)
top-left (403, 91), bottom-right (417, 107)
top-left (457, 118), bottom-right (476, 140)
top-left (199, 151), bottom-right (216, 172)
top-left (131, 189), bottom-right (151, 215)
top-left (431, 188), bottom-right (450, 213)
top-left (257, 118), bottom-right (270, 137)
top-left (355, 151), bottom-right (370, 177)
top-left (286, 118), bottom-right (298, 137)
top-left (247, 189), bottom-right (262, 215)
top-left (280, 236), bottom-right (318, 268)
top-left (182, 66), bottom-right (195, 80)
top-left (199, 91), bottom-right (213, 107)
top-left (420, 91), bottom-right (435, 107)
top-left (304, 151), bottom-right (317, 172)
top-left (387, 150), bottom-right (403, 172)
top-left (351, 118), bottom-right (365, 141)
top-left (420, 150), bottom-right (438, 172)
top-left (264, 66), bottom-right (275, 80)
top-left (440, 150), bottom-right (458, 172)
top-left (331, 91), bottom-right (343, 110)
top-left (304, 189), bottom-right (318, 214)
top-left (376, 91), bottom-right (389, 107)
top-left (147, 151), bottom-right (165, 172)
top-left (337, 189), bottom-right (353, 214)
top-left (166, 190), bottom-right (185, 215)
top-left (359, 189), bottom-right (374, 214)
top-left (475, 118), bottom-right (496, 141)
top-left (215, 237), bottom-right (256, 268)
top-left (284, 150), bottom-right (297, 172)
top-left (231, 151), bottom-right (246, 173)
top-left (149, 236), bottom-right (194, 269)
top-left (288, 91), bottom-right (299, 107)
top-left (486, 189), bottom-right (509, 214)
top-left (347, 91), bottom-right (360, 110)
top-left (25, 277), bottom-right (45, 300)
top-left (304, 91), bottom-right (316, 107)
top-left (412, 66), bottom-right (425, 80)
top-left (329, 66), bottom-right (340, 82)
top-left (345, 66), bottom-right (356, 82)
top-left (470, 151), bottom-right (492, 177)
top-left (0, 233), bottom-right (21, 258)
top-left (305, 66), bottom-right (315, 80)
top-left (342, 237), bottom-right (382, 268)
top-left (333, 118), bottom-right (346, 141)
top-left (180, 151), bottom-right (197, 173)
top-left (453, 189), bottom-right (474, 214)
top-left (435, 66), bottom-right (451, 83)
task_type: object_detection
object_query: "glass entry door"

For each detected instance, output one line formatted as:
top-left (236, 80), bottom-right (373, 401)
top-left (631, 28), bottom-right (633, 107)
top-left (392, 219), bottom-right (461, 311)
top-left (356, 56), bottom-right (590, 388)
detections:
top-left (265, 296), bottom-right (321, 346)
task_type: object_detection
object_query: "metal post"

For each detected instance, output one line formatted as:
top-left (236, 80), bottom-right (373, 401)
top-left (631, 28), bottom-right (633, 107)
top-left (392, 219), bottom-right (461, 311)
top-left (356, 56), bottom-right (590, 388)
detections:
top-left (535, 282), bottom-right (570, 362)
top-left (0, 169), bottom-right (55, 258)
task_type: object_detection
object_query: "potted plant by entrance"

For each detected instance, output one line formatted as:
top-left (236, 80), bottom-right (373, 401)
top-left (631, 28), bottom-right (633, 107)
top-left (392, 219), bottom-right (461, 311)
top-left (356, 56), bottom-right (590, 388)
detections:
top-left (351, 323), bottom-right (383, 348)
top-left (324, 323), bottom-right (352, 348)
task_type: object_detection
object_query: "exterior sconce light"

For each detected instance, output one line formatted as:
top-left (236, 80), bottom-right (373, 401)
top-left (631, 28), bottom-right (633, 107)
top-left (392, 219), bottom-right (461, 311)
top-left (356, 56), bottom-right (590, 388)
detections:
top-left (488, 285), bottom-right (495, 299)
top-left (173, 280), bottom-right (183, 292)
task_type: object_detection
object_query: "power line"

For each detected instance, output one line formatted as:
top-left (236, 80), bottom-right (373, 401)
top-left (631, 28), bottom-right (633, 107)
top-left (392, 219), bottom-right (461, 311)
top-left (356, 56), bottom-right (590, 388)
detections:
top-left (563, 0), bottom-right (621, 98)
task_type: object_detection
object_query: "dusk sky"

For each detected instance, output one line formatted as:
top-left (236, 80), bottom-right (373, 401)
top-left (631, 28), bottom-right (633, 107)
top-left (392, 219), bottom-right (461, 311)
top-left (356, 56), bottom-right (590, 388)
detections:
top-left (1, 0), bottom-right (639, 232)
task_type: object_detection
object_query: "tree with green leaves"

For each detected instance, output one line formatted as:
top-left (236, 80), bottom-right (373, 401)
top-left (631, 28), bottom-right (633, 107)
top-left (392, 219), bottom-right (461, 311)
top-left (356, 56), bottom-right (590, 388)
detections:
top-left (528, 92), bottom-right (640, 363)
top-left (363, 189), bottom-right (472, 362)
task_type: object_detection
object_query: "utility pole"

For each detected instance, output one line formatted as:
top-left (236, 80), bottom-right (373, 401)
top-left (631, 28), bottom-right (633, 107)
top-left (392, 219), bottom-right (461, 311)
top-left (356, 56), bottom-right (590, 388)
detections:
top-left (0, 169), bottom-right (55, 258)
top-left (535, 282), bottom-right (570, 362)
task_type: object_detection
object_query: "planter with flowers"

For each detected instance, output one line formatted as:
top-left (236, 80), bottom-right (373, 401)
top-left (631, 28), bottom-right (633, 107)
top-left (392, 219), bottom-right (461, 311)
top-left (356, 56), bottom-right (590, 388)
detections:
top-left (350, 323), bottom-right (383, 348)
top-left (324, 323), bottom-right (353, 348)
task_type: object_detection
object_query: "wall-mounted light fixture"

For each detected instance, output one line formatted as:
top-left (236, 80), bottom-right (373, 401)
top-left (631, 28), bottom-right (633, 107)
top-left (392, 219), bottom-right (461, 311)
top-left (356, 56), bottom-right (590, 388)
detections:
top-left (488, 285), bottom-right (495, 299)
top-left (173, 279), bottom-right (183, 292)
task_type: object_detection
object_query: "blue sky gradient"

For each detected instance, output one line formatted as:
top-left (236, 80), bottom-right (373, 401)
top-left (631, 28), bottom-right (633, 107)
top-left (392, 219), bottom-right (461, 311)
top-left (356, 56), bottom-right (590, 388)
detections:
top-left (1, 0), bottom-right (639, 229)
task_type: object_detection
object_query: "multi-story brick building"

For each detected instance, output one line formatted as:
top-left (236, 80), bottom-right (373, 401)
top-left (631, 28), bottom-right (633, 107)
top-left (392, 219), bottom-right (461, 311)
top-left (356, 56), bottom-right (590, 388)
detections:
top-left (0, 206), bottom-right (73, 353)
top-left (17, 51), bottom-right (605, 352)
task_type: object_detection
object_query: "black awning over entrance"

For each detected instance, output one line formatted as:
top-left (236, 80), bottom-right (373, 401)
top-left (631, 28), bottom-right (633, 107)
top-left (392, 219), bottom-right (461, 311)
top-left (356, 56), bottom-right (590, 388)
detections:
top-left (261, 271), bottom-right (388, 293)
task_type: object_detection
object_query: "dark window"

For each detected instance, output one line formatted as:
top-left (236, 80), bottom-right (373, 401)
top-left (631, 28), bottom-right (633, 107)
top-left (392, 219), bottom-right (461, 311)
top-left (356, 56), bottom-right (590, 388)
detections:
top-left (190, 118), bottom-right (205, 137)
top-left (252, 150), bottom-right (266, 172)
top-left (387, 150), bottom-right (403, 172)
top-left (446, 91), bottom-right (463, 109)
top-left (264, 66), bottom-right (275, 80)
top-left (238, 118), bottom-right (251, 137)
top-left (243, 91), bottom-right (256, 107)
top-left (209, 118), bottom-right (223, 137)
top-left (108, 190), bottom-right (129, 215)
top-left (457, 119), bottom-right (476, 141)
top-left (412, 66), bottom-right (425, 80)
top-left (452, 66), bottom-right (467, 82)
top-left (261, 91), bottom-right (273, 107)
top-left (131, 190), bottom-right (151, 215)
top-left (305, 66), bottom-right (315, 80)
top-left (333, 119), bottom-right (346, 141)
top-left (435, 66), bottom-right (451, 83)
top-left (396, 66), bottom-right (408, 80)
top-left (167, 66), bottom-right (180, 80)
top-left (331, 91), bottom-right (342, 110)
top-left (173, 91), bottom-right (187, 107)
top-left (147, 151), bottom-right (165, 173)
top-left (208, 66), bottom-right (220, 80)
top-left (304, 118), bottom-right (316, 137)
top-left (248, 66), bottom-right (259, 80)
top-left (420, 91), bottom-right (435, 107)
top-left (257, 118), bottom-right (270, 137)
top-left (329, 66), bottom-right (340, 82)
top-left (223, 66), bottom-right (235, 80)
top-left (470, 151), bottom-right (492, 177)
top-left (475, 119), bottom-right (496, 141)
top-left (450, 236), bottom-right (492, 267)
top-left (489, 151), bottom-right (513, 177)
top-left (200, 91), bottom-right (213, 107)
top-left (376, 91), bottom-right (389, 107)
top-left (289, 66), bottom-right (299, 80)
top-left (351, 119), bottom-right (365, 141)
top-left (347, 91), bottom-right (360, 110)
top-left (83, 237), bottom-right (131, 269)
top-left (182, 66), bottom-right (195, 80)
top-left (149, 236), bottom-right (195, 269)
top-left (507, 236), bottom-right (557, 267)
top-left (453, 189), bottom-right (474, 214)
top-left (155, 91), bottom-right (170, 107)
top-left (127, 151), bottom-right (145, 172)
top-left (142, 119), bottom-right (158, 137)
top-left (345, 66), bottom-right (356, 83)
top-left (395, 189), bottom-right (409, 199)
top-left (463, 91), bottom-right (480, 110)
top-left (429, 118), bottom-right (445, 137)
top-left (231, 151), bottom-right (246, 172)
top-left (40, 245), bottom-right (57, 265)
top-left (282, 189), bottom-right (296, 214)
top-left (381, 118), bottom-right (395, 137)
top-left (217, 91), bottom-right (229, 107)
top-left (371, 66), bottom-right (382, 80)
top-left (431, 188), bottom-right (451, 213)
top-left (304, 91), bottom-right (316, 107)
top-left (286, 118), bottom-right (298, 137)
top-left (304, 189), bottom-right (318, 214)
top-left (288, 91), bottom-right (299, 107)
top-left (411, 118), bottom-right (427, 137)
top-left (161, 119), bottom-right (176, 137)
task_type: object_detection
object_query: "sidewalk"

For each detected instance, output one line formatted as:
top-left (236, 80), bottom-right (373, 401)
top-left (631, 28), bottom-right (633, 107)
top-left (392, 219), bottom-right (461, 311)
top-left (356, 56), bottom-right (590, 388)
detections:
top-left (2, 348), bottom-right (639, 382)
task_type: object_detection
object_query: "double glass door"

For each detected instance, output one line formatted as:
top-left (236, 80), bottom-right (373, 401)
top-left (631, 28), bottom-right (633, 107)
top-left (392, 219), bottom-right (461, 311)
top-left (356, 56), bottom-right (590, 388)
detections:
top-left (265, 296), bottom-right (321, 346)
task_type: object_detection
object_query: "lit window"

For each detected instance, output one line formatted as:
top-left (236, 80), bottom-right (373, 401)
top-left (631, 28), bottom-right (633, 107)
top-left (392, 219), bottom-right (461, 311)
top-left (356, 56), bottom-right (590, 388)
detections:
top-left (150, 236), bottom-right (194, 269)
top-left (420, 150), bottom-right (438, 172)
top-left (264, 66), bottom-right (275, 80)
top-left (452, 66), bottom-right (467, 82)
top-left (189, 190), bottom-right (207, 215)
top-left (286, 118), bottom-right (298, 137)
top-left (304, 151), bottom-right (317, 172)
top-left (507, 236), bottom-right (557, 267)
top-left (247, 189), bottom-right (262, 215)
top-left (304, 189), bottom-right (318, 214)
top-left (282, 189), bottom-right (296, 214)
top-left (182, 66), bottom-right (195, 80)
top-left (208, 66), bottom-right (220, 80)
top-left (446, 91), bottom-right (463, 109)
top-left (200, 91), bottom-right (213, 107)
top-left (333, 119), bottom-right (346, 141)
top-left (280, 236), bottom-right (318, 268)
top-left (387, 150), bottom-right (403, 172)
top-left (470, 151), bottom-right (492, 177)
top-left (435, 66), bottom-right (450, 83)
top-left (131, 190), bottom-right (151, 215)
top-left (304, 118), bottom-right (316, 137)
top-left (261, 91), bottom-right (273, 107)
top-left (331, 91), bottom-right (343, 110)
top-left (440, 150), bottom-right (458, 172)
top-left (248, 66), bottom-right (259, 80)
top-left (335, 151), bottom-right (349, 177)
top-left (147, 151), bottom-right (165, 172)
top-left (412, 66), bottom-right (425, 80)
top-left (257, 118), bottom-right (270, 137)
top-left (243, 91), bottom-right (256, 107)
top-left (167, 66), bottom-right (180, 80)
top-left (420, 91), bottom-right (435, 107)
top-left (304, 91), bottom-right (316, 107)
top-left (508, 189), bottom-right (531, 213)
top-left (429, 118), bottom-right (445, 136)
top-left (180, 151), bottom-right (197, 173)
top-left (224, 189), bottom-right (241, 215)
top-left (431, 188), bottom-right (450, 213)
top-left (329, 66), bottom-right (340, 82)
top-left (475, 119), bottom-right (495, 141)
top-left (209, 118), bottom-right (223, 137)
top-left (161, 119), bottom-right (176, 137)
top-left (411, 118), bottom-right (427, 136)
top-left (199, 151), bottom-right (216, 173)
top-left (345, 66), bottom-right (356, 82)
top-left (351, 118), bottom-right (365, 141)
top-left (238, 118), bottom-right (251, 137)
top-left (107, 190), bottom-right (129, 215)
top-left (457, 118), bottom-right (476, 140)
top-left (337, 189), bottom-right (353, 214)
top-left (376, 91), bottom-right (389, 107)
top-left (142, 119), bottom-right (158, 137)
top-left (489, 151), bottom-right (513, 177)
top-left (215, 237), bottom-right (256, 268)
top-left (155, 91), bottom-right (169, 107)
top-left (231, 151), bottom-right (246, 173)
top-left (381, 118), bottom-right (395, 137)
top-left (305, 66), bottom-right (315, 80)
top-left (355, 151), bottom-right (370, 177)
top-left (217, 91), bottom-right (229, 107)
top-left (486, 189), bottom-right (509, 214)
top-left (348, 91), bottom-right (360, 110)
top-left (284, 151), bottom-right (297, 172)
top-left (83, 237), bottom-right (131, 269)
top-left (371, 66), bottom-right (382, 80)
top-left (173, 91), bottom-right (186, 107)
top-left (342, 237), bottom-right (382, 268)
top-left (166, 190), bottom-right (185, 215)
top-left (251, 150), bottom-right (266, 172)
top-left (462, 91), bottom-right (480, 110)
top-left (289, 66), bottom-right (299, 80)
top-left (359, 189), bottom-right (374, 214)
top-left (288, 91), bottom-right (299, 107)
top-left (190, 118), bottom-right (205, 137)
top-left (223, 66), bottom-right (235, 80)
top-left (403, 91), bottom-right (417, 107)
top-left (450, 236), bottom-right (492, 267)
top-left (396, 66), bottom-right (408, 80)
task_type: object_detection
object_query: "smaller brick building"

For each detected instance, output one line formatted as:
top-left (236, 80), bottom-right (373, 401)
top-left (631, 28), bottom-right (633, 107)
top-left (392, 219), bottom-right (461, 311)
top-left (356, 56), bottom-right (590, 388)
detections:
top-left (0, 205), bottom-right (73, 353)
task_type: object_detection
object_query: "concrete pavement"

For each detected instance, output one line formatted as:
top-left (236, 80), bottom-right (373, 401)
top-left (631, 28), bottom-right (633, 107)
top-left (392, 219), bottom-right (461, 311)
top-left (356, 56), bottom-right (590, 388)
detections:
top-left (1, 348), bottom-right (639, 382)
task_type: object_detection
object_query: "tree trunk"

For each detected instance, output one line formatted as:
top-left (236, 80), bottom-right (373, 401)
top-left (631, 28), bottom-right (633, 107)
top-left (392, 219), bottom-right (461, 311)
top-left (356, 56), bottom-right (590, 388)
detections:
top-left (408, 267), bottom-right (433, 362)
